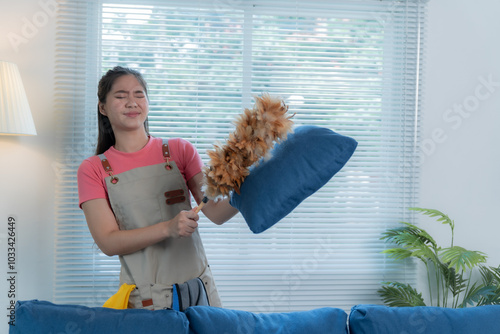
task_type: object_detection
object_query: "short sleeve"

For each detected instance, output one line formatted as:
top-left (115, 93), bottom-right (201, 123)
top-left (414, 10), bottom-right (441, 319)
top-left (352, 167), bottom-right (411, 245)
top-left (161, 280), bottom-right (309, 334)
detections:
top-left (171, 138), bottom-right (203, 182)
top-left (77, 158), bottom-right (108, 208)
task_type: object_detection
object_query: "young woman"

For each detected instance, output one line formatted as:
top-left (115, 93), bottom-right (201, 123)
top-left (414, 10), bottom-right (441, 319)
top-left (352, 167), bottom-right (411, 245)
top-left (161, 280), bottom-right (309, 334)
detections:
top-left (77, 66), bottom-right (238, 310)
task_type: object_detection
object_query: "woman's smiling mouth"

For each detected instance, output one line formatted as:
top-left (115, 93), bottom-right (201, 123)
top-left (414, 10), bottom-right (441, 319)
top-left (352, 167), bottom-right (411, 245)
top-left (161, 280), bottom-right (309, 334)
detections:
top-left (125, 112), bottom-right (141, 117)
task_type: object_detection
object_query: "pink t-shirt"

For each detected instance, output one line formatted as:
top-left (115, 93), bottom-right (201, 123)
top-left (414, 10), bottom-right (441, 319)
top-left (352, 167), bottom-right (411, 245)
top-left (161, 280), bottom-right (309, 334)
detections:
top-left (77, 137), bottom-right (203, 208)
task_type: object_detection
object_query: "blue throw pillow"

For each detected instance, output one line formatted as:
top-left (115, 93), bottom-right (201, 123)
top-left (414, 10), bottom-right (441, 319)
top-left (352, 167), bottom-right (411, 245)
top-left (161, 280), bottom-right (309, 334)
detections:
top-left (349, 304), bottom-right (500, 334)
top-left (10, 300), bottom-right (189, 334)
top-left (230, 125), bottom-right (357, 233)
top-left (185, 306), bottom-right (348, 334)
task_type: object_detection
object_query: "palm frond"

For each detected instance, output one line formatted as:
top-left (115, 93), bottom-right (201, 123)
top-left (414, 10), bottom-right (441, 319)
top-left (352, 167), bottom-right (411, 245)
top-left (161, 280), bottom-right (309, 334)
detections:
top-left (382, 248), bottom-right (414, 261)
top-left (382, 234), bottom-right (439, 266)
top-left (440, 246), bottom-right (487, 272)
top-left (459, 283), bottom-right (497, 308)
top-left (478, 266), bottom-right (500, 305)
top-left (478, 291), bottom-right (500, 306)
top-left (382, 222), bottom-right (437, 249)
top-left (439, 263), bottom-right (466, 297)
top-left (381, 228), bottom-right (419, 246)
top-left (409, 207), bottom-right (454, 230)
top-left (480, 265), bottom-right (500, 284)
top-left (480, 266), bottom-right (496, 285)
top-left (410, 242), bottom-right (440, 265)
top-left (378, 282), bottom-right (426, 307)
top-left (490, 266), bottom-right (500, 278)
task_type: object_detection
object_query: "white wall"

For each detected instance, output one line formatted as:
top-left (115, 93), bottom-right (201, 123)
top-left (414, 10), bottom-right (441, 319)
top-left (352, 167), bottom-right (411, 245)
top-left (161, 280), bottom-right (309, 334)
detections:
top-left (0, 0), bottom-right (499, 327)
top-left (0, 0), bottom-right (56, 331)
top-left (418, 0), bottom-right (500, 302)
top-left (421, 0), bottom-right (500, 264)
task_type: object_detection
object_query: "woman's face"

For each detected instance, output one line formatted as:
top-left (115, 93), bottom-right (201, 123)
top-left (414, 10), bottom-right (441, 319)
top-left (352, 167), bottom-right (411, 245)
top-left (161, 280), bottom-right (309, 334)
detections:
top-left (99, 74), bottom-right (149, 133)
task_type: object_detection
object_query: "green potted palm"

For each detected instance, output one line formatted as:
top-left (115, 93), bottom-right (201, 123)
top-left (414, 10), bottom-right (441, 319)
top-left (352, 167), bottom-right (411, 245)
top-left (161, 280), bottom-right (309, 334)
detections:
top-left (378, 207), bottom-right (500, 308)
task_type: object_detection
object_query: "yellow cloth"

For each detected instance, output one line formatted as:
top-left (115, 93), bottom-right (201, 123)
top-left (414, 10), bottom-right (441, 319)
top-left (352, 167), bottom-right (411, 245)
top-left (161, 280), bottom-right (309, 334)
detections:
top-left (103, 283), bottom-right (136, 309)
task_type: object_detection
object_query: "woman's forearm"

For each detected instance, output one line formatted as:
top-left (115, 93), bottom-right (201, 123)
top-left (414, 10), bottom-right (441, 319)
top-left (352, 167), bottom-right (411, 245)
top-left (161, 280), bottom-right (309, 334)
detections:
top-left (202, 197), bottom-right (239, 225)
top-left (82, 198), bottom-right (199, 256)
top-left (99, 223), bottom-right (169, 256)
top-left (188, 172), bottom-right (239, 225)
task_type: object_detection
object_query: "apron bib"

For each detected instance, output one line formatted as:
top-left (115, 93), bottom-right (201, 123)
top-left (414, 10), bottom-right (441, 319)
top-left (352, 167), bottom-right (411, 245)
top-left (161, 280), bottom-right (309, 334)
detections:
top-left (99, 139), bottom-right (221, 310)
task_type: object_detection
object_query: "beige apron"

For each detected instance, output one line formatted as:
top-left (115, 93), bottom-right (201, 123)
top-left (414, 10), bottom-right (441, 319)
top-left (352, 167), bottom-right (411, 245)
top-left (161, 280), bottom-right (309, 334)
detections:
top-left (98, 139), bottom-right (221, 310)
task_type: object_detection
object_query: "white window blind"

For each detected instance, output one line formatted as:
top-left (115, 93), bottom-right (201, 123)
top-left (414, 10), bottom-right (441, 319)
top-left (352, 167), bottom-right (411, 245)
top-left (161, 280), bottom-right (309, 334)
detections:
top-left (54, 0), bottom-right (426, 312)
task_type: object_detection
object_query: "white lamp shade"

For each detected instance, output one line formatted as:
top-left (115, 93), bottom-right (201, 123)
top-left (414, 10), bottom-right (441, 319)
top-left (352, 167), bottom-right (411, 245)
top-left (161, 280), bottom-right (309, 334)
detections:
top-left (0, 61), bottom-right (37, 135)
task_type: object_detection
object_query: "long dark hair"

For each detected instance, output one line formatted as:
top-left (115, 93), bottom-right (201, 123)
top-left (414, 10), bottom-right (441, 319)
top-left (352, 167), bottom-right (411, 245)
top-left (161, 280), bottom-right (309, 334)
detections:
top-left (95, 66), bottom-right (150, 155)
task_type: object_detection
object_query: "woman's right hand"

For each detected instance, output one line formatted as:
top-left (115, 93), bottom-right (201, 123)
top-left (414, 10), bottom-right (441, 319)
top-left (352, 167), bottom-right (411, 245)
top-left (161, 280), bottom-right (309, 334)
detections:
top-left (165, 210), bottom-right (199, 238)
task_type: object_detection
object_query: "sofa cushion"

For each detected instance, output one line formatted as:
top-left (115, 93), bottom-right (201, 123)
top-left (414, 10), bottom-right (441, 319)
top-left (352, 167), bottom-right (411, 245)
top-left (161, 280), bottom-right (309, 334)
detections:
top-left (10, 300), bottom-right (189, 334)
top-left (230, 125), bottom-right (357, 234)
top-left (185, 305), bottom-right (348, 334)
top-left (348, 304), bottom-right (500, 334)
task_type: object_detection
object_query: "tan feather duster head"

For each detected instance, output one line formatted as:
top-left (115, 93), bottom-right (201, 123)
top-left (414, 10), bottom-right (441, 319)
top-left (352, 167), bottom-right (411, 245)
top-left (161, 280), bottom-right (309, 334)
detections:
top-left (202, 93), bottom-right (294, 199)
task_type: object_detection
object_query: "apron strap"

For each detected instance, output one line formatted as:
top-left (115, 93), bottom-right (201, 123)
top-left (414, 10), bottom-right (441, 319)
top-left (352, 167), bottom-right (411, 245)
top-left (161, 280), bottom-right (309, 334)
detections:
top-left (162, 139), bottom-right (173, 170)
top-left (99, 154), bottom-right (119, 184)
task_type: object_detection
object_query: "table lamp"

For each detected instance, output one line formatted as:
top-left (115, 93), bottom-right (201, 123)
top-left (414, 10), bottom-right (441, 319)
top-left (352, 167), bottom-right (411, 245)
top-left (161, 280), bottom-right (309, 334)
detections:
top-left (0, 61), bottom-right (37, 135)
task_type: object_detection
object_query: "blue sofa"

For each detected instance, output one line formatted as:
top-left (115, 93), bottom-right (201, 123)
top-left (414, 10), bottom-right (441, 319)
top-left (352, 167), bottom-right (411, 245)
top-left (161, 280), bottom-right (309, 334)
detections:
top-left (9, 300), bottom-right (500, 333)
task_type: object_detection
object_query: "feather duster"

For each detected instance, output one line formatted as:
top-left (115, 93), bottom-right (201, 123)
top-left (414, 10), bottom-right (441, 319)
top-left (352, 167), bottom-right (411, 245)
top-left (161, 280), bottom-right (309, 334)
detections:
top-left (202, 93), bottom-right (294, 199)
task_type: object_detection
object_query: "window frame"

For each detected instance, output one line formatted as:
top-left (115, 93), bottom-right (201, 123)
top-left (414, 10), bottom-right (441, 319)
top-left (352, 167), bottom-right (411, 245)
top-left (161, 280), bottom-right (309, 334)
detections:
top-left (53, 0), bottom-right (426, 312)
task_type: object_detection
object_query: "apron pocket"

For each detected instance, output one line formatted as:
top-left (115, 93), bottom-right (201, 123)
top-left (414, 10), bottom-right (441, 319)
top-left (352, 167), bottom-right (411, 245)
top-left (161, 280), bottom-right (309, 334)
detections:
top-left (158, 195), bottom-right (191, 223)
top-left (129, 283), bottom-right (174, 310)
top-left (128, 283), bottom-right (153, 310)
